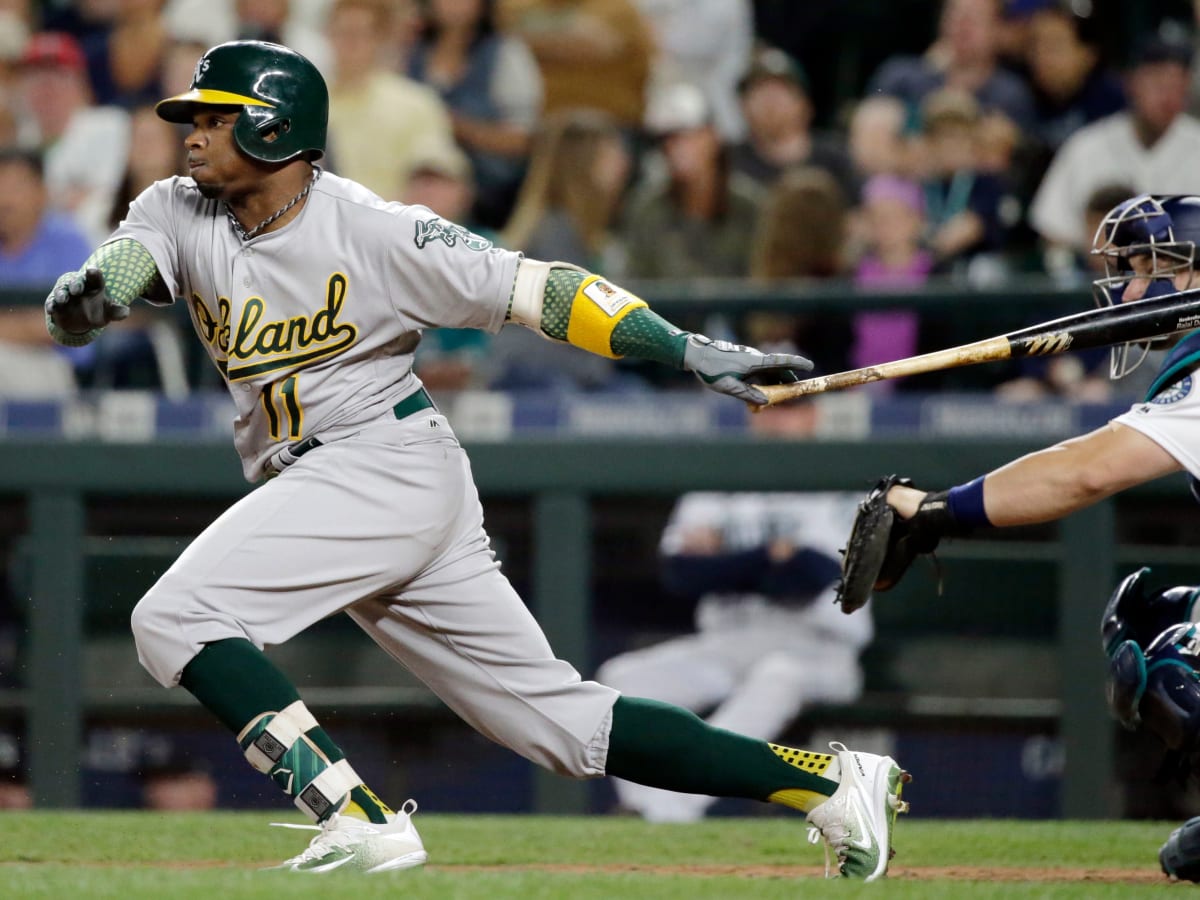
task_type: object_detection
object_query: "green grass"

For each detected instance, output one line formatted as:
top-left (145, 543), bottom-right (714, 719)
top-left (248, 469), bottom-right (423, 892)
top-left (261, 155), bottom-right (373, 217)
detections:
top-left (0, 812), bottom-right (1180, 899)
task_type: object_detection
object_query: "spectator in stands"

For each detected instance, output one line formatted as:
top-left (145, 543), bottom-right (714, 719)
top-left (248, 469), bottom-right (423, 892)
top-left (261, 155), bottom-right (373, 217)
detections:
top-left (159, 32), bottom-right (209, 97)
top-left (403, 138), bottom-right (495, 392)
top-left (852, 175), bottom-right (932, 391)
top-left (501, 110), bottom-right (629, 269)
top-left (999, 182), bottom-right (1133, 403)
top-left (497, 0), bottom-right (653, 133)
top-left (744, 165), bottom-right (850, 377)
top-left (325, 0), bottom-right (455, 197)
top-left (916, 88), bottom-right (1015, 275)
top-left (407, 0), bottom-right (542, 229)
top-left (143, 764), bottom-right (219, 810)
top-left (993, 0), bottom-right (1045, 78)
top-left (107, 104), bottom-right (187, 230)
top-left (0, 148), bottom-right (93, 287)
top-left (1030, 31), bottom-right (1200, 253)
top-left (163, 0), bottom-right (332, 72)
top-left (401, 137), bottom-right (481, 225)
top-left (489, 111), bottom-right (629, 391)
top-left (621, 82), bottom-right (763, 280)
top-left (1026, 0), bottom-right (1124, 155)
top-left (0, 147), bottom-right (92, 397)
top-left (0, 0), bottom-right (32, 91)
top-left (595, 467), bottom-right (872, 822)
top-left (730, 45), bottom-right (858, 201)
top-left (855, 175), bottom-right (933, 290)
top-left (867, 0), bottom-right (1036, 133)
top-left (141, 743), bottom-right (218, 811)
top-left (0, 97), bottom-right (15, 146)
top-left (847, 96), bottom-right (913, 180)
top-left (79, 0), bottom-right (168, 109)
top-left (14, 32), bottom-right (131, 245)
top-left (0, 144), bottom-right (180, 397)
top-left (631, 0), bottom-right (753, 142)
top-left (234, 0), bottom-right (331, 75)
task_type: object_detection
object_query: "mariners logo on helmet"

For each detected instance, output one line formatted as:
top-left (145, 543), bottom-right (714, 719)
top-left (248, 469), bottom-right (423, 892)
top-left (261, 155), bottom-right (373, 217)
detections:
top-left (156, 40), bottom-right (327, 165)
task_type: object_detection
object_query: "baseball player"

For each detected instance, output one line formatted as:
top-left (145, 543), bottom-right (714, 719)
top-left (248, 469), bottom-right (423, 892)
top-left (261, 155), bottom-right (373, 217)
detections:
top-left (839, 193), bottom-right (1200, 879)
top-left (596, 490), bottom-right (873, 822)
top-left (43, 41), bottom-right (909, 878)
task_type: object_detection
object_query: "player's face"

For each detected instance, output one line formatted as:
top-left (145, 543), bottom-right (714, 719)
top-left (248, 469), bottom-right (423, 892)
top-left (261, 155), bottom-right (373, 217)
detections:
top-left (1121, 254), bottom-right (1200, 301)
top-left (185, 109), bottom-right (258, 200)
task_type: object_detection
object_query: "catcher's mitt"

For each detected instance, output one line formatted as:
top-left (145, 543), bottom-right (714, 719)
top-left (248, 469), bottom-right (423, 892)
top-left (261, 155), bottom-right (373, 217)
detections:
top-left (835, 475), bottom-right (945, 614)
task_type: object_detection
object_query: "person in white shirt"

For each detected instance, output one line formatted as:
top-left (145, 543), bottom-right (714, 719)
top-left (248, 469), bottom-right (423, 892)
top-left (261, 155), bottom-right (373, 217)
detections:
top-left (1030, 32), bottom-right (1200, 252)
top-left (14, 32), bottom-right (130, 246)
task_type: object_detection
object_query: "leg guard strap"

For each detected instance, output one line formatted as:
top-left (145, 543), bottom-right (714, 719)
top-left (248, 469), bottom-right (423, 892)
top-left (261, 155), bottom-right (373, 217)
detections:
top-left (295, 758), bottom-right (361, 821)
top-left (237, 700), bottom-right (320, 774)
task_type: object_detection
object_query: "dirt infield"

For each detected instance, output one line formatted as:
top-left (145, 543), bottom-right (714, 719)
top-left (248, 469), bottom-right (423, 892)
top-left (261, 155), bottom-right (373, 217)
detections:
top-left (442, 863), bottom-right (1167, 884)
top-left (0, 859), bottom-right (1170, 884)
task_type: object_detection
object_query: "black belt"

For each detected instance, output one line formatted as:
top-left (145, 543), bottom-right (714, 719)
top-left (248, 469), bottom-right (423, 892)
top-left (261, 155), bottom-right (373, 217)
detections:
top-left (279, 388), bottom-right (436, 465)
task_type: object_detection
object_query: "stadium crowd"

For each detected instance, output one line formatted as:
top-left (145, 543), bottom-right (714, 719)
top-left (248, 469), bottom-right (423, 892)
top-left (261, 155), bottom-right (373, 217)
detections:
top-left (0, 0), bottom-right (1198, 400)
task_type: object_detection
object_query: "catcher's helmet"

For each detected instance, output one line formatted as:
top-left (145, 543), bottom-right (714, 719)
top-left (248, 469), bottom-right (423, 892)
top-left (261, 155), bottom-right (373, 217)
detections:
top-left (156, 40), bottom-right (327, 164)
top-left (1091, 194), bottom-right (1200, 378)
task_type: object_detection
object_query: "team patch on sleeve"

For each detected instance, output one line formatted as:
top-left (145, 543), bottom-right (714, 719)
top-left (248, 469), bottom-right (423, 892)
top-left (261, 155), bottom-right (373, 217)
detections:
top-left (1150, 375), bottom-right (1194, 405)
top-left (581, 279), bottom-right (642, 316)
top-left (413, 217), bottom-right (492, 252)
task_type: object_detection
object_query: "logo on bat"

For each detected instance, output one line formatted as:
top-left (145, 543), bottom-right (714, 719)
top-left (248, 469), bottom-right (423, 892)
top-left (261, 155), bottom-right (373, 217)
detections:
top-left (1175, 314), bottom-right (1200, 330)
top-left (1022, 332), bottom-right (1073, 355)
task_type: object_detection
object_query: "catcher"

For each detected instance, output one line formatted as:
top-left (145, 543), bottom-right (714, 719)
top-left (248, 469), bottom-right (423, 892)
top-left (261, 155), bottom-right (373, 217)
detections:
top-left (835, 193), bottom-right (1200, 880)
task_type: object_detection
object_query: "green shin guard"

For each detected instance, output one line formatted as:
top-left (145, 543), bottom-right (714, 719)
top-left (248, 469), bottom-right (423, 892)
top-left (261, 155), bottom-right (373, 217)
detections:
top-left (181, 639), bottom-right (390, 824)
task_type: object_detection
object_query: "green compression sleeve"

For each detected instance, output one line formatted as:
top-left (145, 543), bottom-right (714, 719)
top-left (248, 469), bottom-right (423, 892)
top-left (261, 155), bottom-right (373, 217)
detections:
top-left (534, 267), bottom-right (689, 365)
top-left (46, 238), bottom-right (160, 346)
top-left (610, 307), bottom-right (689, 367)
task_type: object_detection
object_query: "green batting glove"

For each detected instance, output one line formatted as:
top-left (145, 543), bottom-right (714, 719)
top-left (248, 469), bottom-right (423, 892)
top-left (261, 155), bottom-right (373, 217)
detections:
top-left (682, 334), bottom-right (813, 406)
top-left (45, 267), bottom-right (130, 337)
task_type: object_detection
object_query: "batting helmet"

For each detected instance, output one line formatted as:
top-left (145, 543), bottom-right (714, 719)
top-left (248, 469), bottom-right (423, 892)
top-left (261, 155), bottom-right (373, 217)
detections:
top-left (1091, 194), bottom-right (1200, 377)
top-left (156, 40), bottom-right (327, 164)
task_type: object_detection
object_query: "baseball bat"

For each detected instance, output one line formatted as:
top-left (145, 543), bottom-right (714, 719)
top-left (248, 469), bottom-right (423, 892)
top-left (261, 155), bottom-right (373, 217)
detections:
top-left (757, 287), bottom-right (1200, 406)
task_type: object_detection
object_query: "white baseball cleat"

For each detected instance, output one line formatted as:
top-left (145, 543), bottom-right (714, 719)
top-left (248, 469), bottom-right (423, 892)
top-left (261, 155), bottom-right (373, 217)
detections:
top-left (805, 741), bottom-right (910, 881)
top-left (271, 798), bottom-right (429, 873)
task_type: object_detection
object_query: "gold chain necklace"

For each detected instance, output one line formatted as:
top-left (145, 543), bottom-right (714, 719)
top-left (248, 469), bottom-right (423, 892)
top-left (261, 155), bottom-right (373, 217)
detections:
top-left (226, 167), bottom-right (322, 241)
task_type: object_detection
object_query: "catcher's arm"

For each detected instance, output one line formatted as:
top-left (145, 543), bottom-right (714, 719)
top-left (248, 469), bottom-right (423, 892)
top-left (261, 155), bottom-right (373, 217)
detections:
top-left (507, 260), bottom-right (812, 405)
top-left (835, 475), bottom-right (976, 613)
top-left (45, 239), bottom-right (161, 346)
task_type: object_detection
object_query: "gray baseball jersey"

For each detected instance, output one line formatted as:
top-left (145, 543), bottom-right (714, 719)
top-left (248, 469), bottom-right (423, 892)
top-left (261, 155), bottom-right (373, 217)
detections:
top-left (125, 170), bottom-right (619, 778)
top-left (111, 170), bottom-right (519, 480)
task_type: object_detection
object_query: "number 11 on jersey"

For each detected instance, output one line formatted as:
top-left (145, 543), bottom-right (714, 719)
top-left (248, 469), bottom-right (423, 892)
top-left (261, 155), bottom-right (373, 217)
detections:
top-left (262, 375), bottom-right (304, 441)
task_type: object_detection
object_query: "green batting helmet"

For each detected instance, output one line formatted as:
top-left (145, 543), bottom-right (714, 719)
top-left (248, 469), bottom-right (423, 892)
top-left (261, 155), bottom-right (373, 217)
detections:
top-left (156, 40), bottom-right (327, 164)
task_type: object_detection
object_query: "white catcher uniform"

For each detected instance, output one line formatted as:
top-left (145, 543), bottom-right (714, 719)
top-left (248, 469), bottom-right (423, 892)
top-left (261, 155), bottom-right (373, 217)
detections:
top-left (125, 170), bottom-right (619, 778)
top-left (595, 491), bottom-right (873, 821)
top-left (1116, 373), bottom-right (1200, 479)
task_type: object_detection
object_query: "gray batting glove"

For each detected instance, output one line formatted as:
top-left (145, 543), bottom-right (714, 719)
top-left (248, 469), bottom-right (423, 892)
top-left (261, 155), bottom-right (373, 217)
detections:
top-left (682, 333), bottom-right (813, 406)
top-left (45, 267), bottom-right (130, 335)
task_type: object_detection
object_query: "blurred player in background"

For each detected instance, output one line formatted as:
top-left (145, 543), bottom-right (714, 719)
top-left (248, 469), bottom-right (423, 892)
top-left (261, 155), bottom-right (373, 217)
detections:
top-left (598, 482), bottom-right (872, 823)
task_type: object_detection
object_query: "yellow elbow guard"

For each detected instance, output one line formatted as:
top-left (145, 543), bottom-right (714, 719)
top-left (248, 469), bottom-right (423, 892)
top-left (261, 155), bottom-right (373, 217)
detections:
top-left (565, 276), bottom-right (647, 358)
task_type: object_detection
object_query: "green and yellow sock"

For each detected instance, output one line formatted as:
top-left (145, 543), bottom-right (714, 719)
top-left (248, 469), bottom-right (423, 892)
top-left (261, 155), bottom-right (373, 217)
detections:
top-left (604, 697), bottom-right (839, 811)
